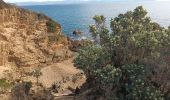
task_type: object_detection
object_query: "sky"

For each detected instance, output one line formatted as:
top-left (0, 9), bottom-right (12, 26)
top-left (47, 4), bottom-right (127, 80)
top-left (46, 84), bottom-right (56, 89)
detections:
top-left (4, 0), bottom-right (103, 3)
top-left (4, 0), bottom-right (170, 3)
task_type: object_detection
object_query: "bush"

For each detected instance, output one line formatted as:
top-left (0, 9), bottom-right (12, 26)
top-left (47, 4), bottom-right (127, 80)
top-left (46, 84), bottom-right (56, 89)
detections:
top-left (0, 78), bottom-right (12, 92)
top-left (74, 45), bottom-right (111, 77)
top-left (32, 68), bottom-right (42, 85)
top-left (46, 19), bottom-right (57, 33)
top-left (11, 82), bottom-right (32, 100)
top-left (37, 13), bottom-right (46, 20)
top-left (74, 6), bottom-right (169, 99)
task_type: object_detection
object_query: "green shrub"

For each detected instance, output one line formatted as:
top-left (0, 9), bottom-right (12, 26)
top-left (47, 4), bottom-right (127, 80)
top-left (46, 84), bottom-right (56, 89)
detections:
top-left (46, 19), bottom-right (57, 33)
top-left (32, 68), bottom-right (42, 85)
top-left (74, 45), bottom-right (111, 78)
top-left (37, 13), bottom-right (46, 20)
top-left (74, 6), bottom-right (169, 99)
top-left (0, 78), bottom-right (12, 91)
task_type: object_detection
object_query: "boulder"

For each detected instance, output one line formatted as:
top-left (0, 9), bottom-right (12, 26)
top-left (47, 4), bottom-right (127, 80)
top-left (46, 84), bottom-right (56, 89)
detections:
top-left (68, 38), bottom-right (92, 52)
top-left (73, 30), bottom-right (82, 36)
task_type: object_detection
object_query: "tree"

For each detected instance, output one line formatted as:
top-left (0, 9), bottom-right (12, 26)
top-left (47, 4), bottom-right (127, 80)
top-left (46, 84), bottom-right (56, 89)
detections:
top-left (74, 6), bottom-right (169, 99)
top-left (89, 15), bottom-right (110, 47)
top-left (32, 68), bottom-right (42, 85)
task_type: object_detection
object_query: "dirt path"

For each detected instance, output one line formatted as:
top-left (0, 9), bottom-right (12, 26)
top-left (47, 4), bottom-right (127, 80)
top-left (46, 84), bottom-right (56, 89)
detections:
top-left (39, 58), bottom-right (86, 88)
top-left (39, 58), bottom-right (86, 100)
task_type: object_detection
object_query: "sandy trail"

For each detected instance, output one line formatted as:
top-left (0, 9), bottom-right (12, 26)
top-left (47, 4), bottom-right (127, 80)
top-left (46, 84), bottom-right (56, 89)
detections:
top-left (39, 58), bottom-right (85, 88)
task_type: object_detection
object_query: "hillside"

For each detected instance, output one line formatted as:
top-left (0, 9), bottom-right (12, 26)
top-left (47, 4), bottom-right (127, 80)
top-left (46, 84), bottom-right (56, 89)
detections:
top-left (0, 0), bottom-right (86, 100)
top-left (0, 0), bottom-right (70, 68)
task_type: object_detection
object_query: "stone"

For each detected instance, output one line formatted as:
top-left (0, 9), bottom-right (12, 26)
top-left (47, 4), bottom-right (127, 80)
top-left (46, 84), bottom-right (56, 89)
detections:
top-left (73, 30), bottom-right (82, 36)
top-left (0, 0), bottom-right (71, 67)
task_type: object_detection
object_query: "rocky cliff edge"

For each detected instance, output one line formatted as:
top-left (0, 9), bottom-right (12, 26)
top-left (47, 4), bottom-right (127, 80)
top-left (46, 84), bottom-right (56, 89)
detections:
top-left (0, 0), bottom-right (72, 68)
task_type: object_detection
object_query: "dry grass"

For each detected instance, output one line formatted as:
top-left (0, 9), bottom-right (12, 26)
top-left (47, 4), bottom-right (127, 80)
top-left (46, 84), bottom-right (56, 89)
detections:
top-left (0, 26), bottom-right (5, 33)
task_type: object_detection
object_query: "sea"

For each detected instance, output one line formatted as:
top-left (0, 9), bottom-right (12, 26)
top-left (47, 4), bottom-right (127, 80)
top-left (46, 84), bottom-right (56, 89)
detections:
top-left (22, 1), bottom-right (170, 39)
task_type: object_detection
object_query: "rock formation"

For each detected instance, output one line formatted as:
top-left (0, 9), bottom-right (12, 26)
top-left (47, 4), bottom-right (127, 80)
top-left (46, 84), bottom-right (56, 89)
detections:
top-left (0, 0), bottom-right (71, 68)
top-left (0, 1), bottom-right (86, 100)
top-left (72, 30), bottom-right (82, 36)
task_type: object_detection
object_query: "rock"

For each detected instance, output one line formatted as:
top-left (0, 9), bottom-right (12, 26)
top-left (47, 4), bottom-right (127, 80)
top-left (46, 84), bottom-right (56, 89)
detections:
top-left (68, 40), bottom-right (83, 52)
top-left (52, 46), bottom-right (73, 62)
top-left (73, 30), bottom-right (82, 36)
top-left (0, 1), bottom-right (84, 99)
top-left (0, 0), bottom-right (71, 67)
top-left (68, 38), bottom-right (92, 52)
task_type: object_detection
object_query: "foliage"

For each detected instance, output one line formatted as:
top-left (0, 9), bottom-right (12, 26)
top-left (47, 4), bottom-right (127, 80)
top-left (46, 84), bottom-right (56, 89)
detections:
top-left (11, 82), bottom-right (32, 100)
top-left (95, 65), bottom-right (121, 85)
top-left (118, 64), bottom-right (163, 100)
top-left (74, 45), bottom-right (111, 78)
top-left (32, 68), bottom-right (42, 84)
top-left (37, 13), bottom-right (46, 20)
top-left (0, 78), bottom-right (12, 91)
top-left (109, 6), bottom-right (169, 66)
top-left (89, 15), bottom-right (110, 47)
top-left (74, 6), bottom-right (170, 99)
top-left (24, 81), bottom-right (32, 89)
top-left (46, 19), bottom-right (57, 33)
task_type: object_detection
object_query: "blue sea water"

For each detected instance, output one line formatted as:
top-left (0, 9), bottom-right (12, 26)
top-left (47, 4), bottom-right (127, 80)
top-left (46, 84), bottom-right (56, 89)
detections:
top-left (22, 1), bottom-right (170, 38)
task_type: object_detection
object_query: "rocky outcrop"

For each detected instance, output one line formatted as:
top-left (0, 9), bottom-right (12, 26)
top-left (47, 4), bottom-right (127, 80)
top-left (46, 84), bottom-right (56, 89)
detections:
top-left (69, 39), bottom-right (92, 52)
top-left (0, 0), bottom-right (71, 67)
top-left (73, 30), bottom-right (82, 36)
top-left (0, 1), bottom-right (86, 100)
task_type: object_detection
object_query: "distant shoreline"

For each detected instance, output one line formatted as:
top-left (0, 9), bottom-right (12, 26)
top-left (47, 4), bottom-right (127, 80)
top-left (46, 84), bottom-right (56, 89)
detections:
top-left (22, 2), bottom-right (170, 38)
top-left (7, 1), bottom-right (170, 6)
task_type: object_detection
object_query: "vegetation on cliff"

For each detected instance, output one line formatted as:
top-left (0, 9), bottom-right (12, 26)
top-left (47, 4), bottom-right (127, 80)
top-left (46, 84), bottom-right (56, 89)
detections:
top-left (0, 78), bottom-right (12, 92)
top-left (74, 6), bottom-right (170, 100)
top-left (46, 19), bottom-right (58, 33)
top-left (0, 1), bottom-right (79, 99)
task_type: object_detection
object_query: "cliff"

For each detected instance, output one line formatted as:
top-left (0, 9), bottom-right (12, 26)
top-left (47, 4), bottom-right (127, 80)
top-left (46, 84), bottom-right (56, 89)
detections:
top-left (0, 0), bottom-right (71, 68)
top-left (0, 2), bottom-right (86, 100)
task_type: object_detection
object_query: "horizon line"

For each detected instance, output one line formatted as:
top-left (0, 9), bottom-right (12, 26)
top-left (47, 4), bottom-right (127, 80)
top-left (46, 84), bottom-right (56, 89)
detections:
top-left (5, 0), bottom-right (170, 3)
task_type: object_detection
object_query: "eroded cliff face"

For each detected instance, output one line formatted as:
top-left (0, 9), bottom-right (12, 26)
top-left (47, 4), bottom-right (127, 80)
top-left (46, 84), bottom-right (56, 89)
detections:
top-left (0, 0), bottom-right (72, 68)
top-left (0, 1), bottom-right (86, 100)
